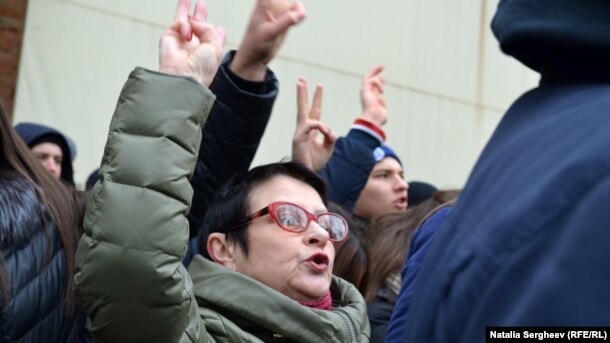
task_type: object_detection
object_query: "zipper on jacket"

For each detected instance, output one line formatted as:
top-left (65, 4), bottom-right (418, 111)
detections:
top-left (336, 309), bottom-right (357, 343)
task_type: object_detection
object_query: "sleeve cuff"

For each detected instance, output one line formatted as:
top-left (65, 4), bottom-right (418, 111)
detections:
top-left (351, 118), bottom-right (386, 143)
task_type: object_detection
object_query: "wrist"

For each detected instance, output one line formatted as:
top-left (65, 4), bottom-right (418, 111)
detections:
top-left (352, 118), bottom-right (386, 142)
top-left (358, 112), bottom-right (387, 127)
top-left (158, 67), bottom-right (205, 86)
top-left (230, 52), bottom-right (267, 81)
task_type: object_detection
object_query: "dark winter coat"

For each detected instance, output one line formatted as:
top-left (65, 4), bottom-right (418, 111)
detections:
top-left (398, 1), bottom-right (610, 342)
top-left (188, 51), bottom-right (277, 240)
top-left (0, 171), bottom-right (81, 342)
top-left (385, 207), bottom-right (452, 342)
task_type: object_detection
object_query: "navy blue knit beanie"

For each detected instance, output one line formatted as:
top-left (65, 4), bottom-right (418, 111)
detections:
top-left (373, 144), bottom-right (402, 166)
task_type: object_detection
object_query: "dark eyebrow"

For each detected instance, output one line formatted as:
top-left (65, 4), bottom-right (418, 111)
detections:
top-left (372, 168), bottom-right (402, 174)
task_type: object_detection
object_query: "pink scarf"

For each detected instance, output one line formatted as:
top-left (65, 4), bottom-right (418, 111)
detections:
top-left (298, 291), bottom-right (333, 311)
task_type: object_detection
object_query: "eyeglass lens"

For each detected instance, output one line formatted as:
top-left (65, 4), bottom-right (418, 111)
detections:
top-left (273, 203), bottom-right (346, 240)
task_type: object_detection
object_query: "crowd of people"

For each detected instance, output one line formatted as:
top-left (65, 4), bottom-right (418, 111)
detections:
top-left (1, 0), bottom-right (609, 342)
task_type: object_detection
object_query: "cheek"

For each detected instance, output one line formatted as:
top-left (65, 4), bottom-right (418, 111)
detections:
top-left (366, 182), bottom-right (389, 201)
top-left (248, 231), bottom-right (299, 268)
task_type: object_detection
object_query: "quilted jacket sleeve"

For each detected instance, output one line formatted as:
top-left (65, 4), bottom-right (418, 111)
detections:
top-left (74, 68), bottom-right (215, 343)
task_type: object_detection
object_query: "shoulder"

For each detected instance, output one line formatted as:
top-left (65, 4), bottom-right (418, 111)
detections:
top-left (0, 171), bottom-right (46, 248)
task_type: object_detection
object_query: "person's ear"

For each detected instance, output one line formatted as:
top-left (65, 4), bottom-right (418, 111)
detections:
top-left (207, 233), bottom-right (237, 270)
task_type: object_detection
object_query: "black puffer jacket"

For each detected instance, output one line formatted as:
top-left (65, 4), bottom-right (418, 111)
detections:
top-left (0, 171), bottom-right (83, 342)
top-left (188, 51), bottom-right (277, 240)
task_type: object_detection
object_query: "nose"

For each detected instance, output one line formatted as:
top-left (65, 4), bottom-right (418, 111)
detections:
top-left (43, 158), bottom-right (61, 178)
top-left (394, 176), bottom-right (408, 192)
top-left (304, 221), bottom-right (330, 247)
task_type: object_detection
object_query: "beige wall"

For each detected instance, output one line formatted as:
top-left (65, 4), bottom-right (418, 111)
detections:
top-left (14, 0), bottom-right (538, 189)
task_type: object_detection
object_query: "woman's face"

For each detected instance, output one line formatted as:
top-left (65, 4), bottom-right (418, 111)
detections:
top-left (234, 175), bottom-right (335, 302)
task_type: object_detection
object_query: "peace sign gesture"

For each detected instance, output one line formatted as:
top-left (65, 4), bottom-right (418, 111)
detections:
top-left (231, 0), bottom-right (306, 80)
top-left (292, 77), bottom-right (337, 172)
top-left (159, 0), bottom-right (226, 87)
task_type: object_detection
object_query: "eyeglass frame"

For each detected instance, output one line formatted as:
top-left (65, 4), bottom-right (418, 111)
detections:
top-left (230, 201), bottom-right (349, 242)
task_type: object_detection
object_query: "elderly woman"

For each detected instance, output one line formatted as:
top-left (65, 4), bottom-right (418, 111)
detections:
top-left (74, 0), bottom-right (369, 342)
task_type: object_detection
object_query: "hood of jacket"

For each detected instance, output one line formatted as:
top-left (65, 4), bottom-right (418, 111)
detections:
top-left (14, 122), bottom-right (74, 184)
top-left (491, 0), bottom-right (610, 81)
top-left (189, 255), bottom-right (370, 342)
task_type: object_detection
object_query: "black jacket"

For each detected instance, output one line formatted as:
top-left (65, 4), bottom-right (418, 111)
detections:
top-left (185, 51), bottom-right (277, 264)
top-left (0, 171), bottom-right (82, 342)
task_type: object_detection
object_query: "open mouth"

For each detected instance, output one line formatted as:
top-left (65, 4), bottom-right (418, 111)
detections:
top-left (307, 253), bottom-right (329, 271)
top-left (395, 196), bottom-right (408, 209)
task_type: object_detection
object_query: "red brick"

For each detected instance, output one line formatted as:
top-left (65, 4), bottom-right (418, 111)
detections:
top-left (0, 27), bottom-right (22, 53)
top-left (0, 0), bottom-right (29, 118)
top-left (0, 1), bottom-right (27, 20)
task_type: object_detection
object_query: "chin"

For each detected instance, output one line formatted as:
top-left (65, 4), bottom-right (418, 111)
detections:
top-left (297, 278), bottom-right (332, 300)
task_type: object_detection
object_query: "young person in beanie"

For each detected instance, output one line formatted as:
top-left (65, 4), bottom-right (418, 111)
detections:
top-left (293, 65), bottom-right (408, 223)
top-left (389, 1), bottom-right (610, 342)
top-left (14, 122), bottom-right (75, 185)
top-left (353, 143), bottom-right (408, 221)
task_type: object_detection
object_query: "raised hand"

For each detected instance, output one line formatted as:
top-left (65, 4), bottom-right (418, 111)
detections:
top-left (292, 77), bottom-right (337, 172)
top-left (231, 0), bottom-right (306, 80)
top-left (359, 65), bottom-right (388, 127)
top-left (159, 0), bottom-right (226, 86)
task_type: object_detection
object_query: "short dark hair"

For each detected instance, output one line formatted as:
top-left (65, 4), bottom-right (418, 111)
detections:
top-left (198, 161), bottom-right (328, 260)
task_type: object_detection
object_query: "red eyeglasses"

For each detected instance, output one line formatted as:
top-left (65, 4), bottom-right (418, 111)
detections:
top-left (231, 201), bottom-right (348, 241)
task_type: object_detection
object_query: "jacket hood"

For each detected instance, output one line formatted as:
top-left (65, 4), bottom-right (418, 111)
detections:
top-left (491, 0), bottom-right (610, 78)
top-left (14, 122), bottom-right (74, 184)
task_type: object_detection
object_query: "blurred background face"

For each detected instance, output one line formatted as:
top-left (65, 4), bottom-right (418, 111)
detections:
top-left (31, 142), bottom-right (63, 179)
top-left (354, 157), bottom-right (409, 221)
top-left (233, 175), bottom-right (335, 302)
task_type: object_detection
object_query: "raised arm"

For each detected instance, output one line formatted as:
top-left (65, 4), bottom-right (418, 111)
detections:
top-left (74, 1), bottom-right (223, 341)
top-left (319, 65), bottom-right (389, 211)
top-left (187, 0), bottom-right (306, 240)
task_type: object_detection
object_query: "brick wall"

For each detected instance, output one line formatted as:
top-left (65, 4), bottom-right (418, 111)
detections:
top-left (0, 0), bottom-right (28, 121)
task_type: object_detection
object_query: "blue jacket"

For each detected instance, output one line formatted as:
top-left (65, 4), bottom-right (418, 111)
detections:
top-left (385, 207), bottom-right (452, 342)
top-left (399, 1), bottom-right (610, 341)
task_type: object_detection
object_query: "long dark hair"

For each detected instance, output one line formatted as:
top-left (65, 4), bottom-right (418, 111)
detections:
top-left (329, 202), bottom-right (369, 293)
top-left (0, 104), bottom-right (82, 310)
top-left (364, 190), bottom-right (460, 301)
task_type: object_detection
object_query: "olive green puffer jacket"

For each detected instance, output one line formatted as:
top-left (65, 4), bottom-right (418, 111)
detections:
top-left (74, 68), bottom-right (370, 343)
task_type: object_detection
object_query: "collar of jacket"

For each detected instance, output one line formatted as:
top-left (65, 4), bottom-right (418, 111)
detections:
top-left (188, 255), bottom-right (369, 343)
